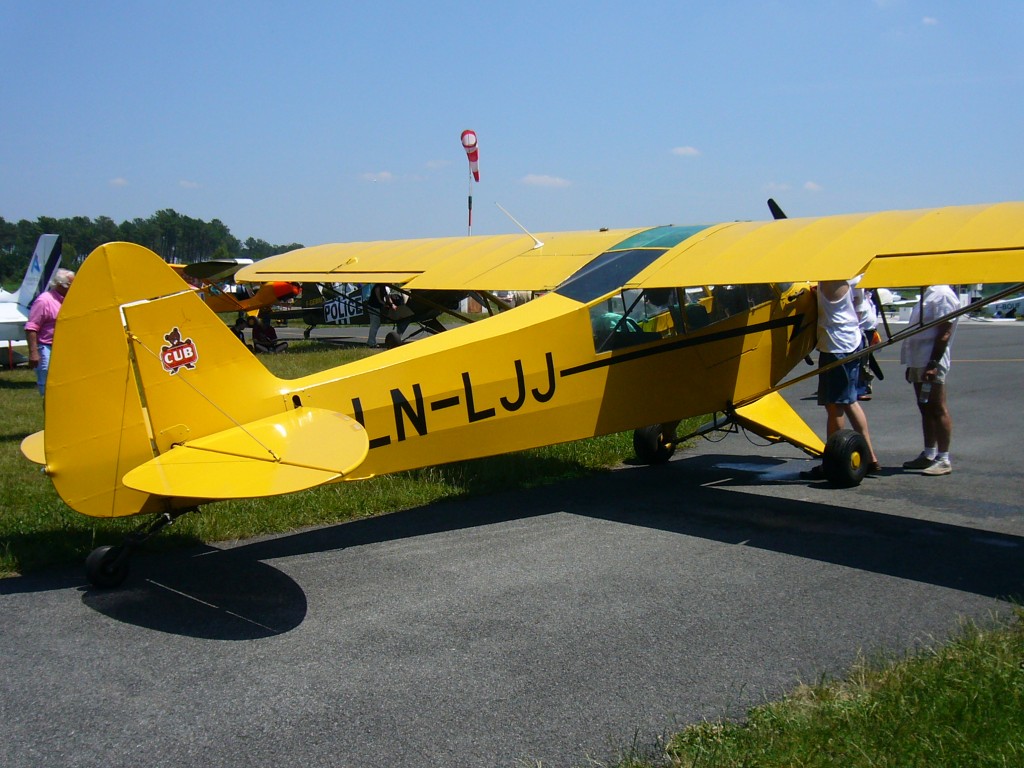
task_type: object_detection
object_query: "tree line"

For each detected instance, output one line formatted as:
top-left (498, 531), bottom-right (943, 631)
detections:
top-left (0, 209), bottom-right (304, 285)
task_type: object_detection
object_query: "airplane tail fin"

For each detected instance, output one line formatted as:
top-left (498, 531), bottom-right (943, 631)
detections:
top-left (16, 234), bottom-right (62, 311)
top-left (300, 281), bottom-right (325, 304)
top-left (34, 242), bottom-right (367, 518)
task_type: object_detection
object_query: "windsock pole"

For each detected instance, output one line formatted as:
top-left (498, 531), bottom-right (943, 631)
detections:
top-left (461, 129), bottom-right (479, 236)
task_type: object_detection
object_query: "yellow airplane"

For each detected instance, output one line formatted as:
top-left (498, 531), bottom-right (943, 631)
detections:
top-left (20, 202), bottom-right (1024, 587)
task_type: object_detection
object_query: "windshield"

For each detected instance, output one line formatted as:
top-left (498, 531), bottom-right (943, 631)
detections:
top-left (555, 225), bottom-right (708, 304)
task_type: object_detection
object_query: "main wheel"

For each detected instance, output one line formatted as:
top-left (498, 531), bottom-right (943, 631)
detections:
top-left (822, 429), bottom-right (869, 487)
top-left (85, 545), bottom-right (130, 589)
top-left (384, 331), bottom-right (403, 349)
top-left (633, 424), bottom-right (676, 465)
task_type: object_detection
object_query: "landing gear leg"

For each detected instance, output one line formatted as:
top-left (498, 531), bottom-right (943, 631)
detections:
top-left (85, 507), bottom-right (196, 588)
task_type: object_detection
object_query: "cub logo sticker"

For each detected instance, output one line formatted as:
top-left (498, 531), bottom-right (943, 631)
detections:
top-left (160, 327), bottom-right (198, 374)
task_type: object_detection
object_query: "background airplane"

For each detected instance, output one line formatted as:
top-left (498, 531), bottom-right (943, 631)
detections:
top-left (169, 258), bottom-right (301, 315)
top-left (0, 233), bottom-right (63, 340)
top-left (273, 281), bottom-right (488, 345)
top-left (975, 292), bottom-right (1024, 319)
top-left (1, 234), bottom-right (63, 366)
top-left (268, 282), bottom-right (371, 337)
top-left (20, 202), bottom-right (1024, 587)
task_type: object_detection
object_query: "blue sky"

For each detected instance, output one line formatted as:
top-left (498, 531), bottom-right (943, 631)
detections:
top-left (2, 1), bottom-right (1022, 247)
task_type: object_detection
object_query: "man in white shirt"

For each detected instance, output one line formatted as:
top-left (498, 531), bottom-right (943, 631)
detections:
top-left (900, 285), bottom-right (959, 475)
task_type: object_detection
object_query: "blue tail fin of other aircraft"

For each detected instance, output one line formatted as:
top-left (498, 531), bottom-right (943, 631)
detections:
top-left (16, 234), bottom-right (62, 312)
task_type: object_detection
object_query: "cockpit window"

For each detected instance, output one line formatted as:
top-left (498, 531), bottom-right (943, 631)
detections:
top-left (590, 287), bottom-right (683, 352)
top-left (555, 225), bottom-right (708, 304)
top-left (557, 248), bottom-right (667, 304)
top-left (588, 282), bottom-right (783, 353)
top-left (695, 284), bottom-right (778, 324)
top-left (557, 225), bottom-right (785, 354)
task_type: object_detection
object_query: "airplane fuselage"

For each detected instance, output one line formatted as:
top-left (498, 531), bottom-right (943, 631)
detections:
top-left (282, 284), bottom-right (817, 480)
top-left (980, 295), bottom-right (1024, 318)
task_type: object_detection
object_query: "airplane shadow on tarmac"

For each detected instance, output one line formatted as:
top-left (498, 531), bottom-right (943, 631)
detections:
top-left (79, 550), bottom-right (309, 641)
top-left (5, 454), bottom-right (1022, 640)
top-left (606, 454), bottom-right (1024, 602)
top-left (222, 452), bottom-right (1024, 604)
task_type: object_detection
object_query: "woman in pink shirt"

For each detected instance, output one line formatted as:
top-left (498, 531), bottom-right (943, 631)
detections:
top-left (25, 268), bottom-right (75, 397)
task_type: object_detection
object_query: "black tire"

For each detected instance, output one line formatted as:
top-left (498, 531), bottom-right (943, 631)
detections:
top-left (384, 331), bottom-right (403, 349)
top-left (633, 424), bottom-right (676, 465)
top-left (822, 428), bottom-right (869, 487)
top-left (85, 545), bottom-right (130, 589)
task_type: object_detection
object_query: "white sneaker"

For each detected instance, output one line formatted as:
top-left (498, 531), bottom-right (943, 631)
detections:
top-left (922, 458), bottom-right (952, 476)
top-left (902, 452), bottom-right (936, 470)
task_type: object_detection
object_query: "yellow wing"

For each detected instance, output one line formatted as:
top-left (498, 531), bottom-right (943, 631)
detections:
top-left (235, 228), bottom-right (643, 291)
top-left (627, 203), bottom-right (1024, 289)
top-left (236, 203), bottom-right (1024, 294)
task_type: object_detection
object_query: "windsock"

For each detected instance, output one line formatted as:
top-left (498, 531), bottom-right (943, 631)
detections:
top-left (461, 129), bottom-right (480, 181)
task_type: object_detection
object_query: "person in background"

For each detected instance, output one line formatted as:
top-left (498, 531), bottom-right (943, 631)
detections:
top-left (366, 283), bottom-right (395, 348)
top-left (25, 268), bottom-right (75, 398)
top-left (900, 285), bottom-right (959, 476)
top-left (852, 281), bottom-right (879, 401)
top-left (249, 314), bottom-right (288, 353)
top-left (232, 313), bottom-right (248, 342)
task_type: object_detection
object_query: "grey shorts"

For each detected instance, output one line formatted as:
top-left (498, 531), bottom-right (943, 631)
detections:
top-left (905, 362), bottom-right (949, 384)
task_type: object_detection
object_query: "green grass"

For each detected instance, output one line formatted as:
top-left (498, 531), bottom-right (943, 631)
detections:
top-left (0, 341), bottom-right (674, 576)
top-left (595, 610), bottom-right (1024, 768)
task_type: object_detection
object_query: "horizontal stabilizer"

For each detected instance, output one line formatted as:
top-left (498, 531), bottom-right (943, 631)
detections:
top-left (21, 431), bottom-right (45, 465)
top-left (733, 391), bottom-right (824, 456)
top-left (123, 408), bottom-right (369, 500)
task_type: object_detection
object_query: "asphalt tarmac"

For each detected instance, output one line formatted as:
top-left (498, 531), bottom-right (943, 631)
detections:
top-left (2, 320), bottom-right (1022, 768)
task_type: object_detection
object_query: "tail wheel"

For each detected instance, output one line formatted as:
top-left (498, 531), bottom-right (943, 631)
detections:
top-left (822, 428), bottom-right (869, 487)
top-left (83, 509), bottom-right (194, 590)
top-left (633, 424), bottom-right (676, 465)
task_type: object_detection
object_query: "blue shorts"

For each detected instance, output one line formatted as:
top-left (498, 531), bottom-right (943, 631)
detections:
top-left (817, 351), bottom-right (860, 406)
